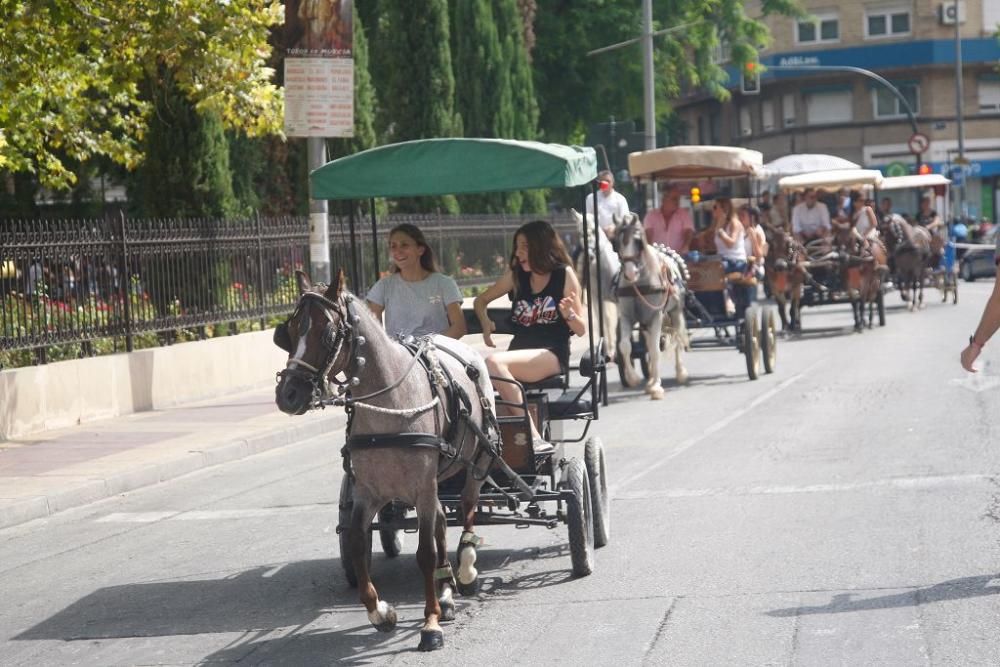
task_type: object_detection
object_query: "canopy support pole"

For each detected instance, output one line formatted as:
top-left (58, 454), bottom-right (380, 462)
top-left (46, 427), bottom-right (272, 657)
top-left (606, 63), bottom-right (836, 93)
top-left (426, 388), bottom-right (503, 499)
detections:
top-left (369, 198), bottom-right (379, 289)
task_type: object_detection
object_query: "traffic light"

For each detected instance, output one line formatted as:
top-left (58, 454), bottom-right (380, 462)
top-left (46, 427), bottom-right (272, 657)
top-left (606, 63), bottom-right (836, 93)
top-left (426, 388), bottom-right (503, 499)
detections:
top-left (690, 187), bottom-right (701, 204)
top-left (918, 164), bottom-right (931, 175)
top-left (740, 62), bottom-right (760, 95)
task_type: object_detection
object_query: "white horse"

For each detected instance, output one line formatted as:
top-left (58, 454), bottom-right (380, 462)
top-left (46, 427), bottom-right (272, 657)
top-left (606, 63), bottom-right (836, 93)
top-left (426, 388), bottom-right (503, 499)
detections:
top-left (613, 212), bottom-right (689, 399)
top-left (571, 208), bottom-right (620, 357)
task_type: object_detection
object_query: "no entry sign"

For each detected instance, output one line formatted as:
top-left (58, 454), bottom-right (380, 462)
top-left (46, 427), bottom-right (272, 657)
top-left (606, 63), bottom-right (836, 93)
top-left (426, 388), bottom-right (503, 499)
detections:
top-left (908, 132), bottom-right (930, 155)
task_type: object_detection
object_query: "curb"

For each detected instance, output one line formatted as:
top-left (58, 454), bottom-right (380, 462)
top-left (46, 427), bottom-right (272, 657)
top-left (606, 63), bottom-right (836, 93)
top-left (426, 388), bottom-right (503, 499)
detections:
top-left (0, 411), bottom-right (349, 531)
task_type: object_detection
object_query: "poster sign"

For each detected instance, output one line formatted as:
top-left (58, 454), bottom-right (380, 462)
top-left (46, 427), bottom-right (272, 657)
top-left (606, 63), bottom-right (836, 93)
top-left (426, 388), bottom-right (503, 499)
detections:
top-left (284, 0), bottom-right (354, 138)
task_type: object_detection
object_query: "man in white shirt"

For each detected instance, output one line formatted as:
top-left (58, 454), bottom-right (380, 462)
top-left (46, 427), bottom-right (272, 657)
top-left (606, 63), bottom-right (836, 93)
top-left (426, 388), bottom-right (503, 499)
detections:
top-left (792, 188), bottom-right (832, 243)
top-left (584, 170), bottom-right (630, 240)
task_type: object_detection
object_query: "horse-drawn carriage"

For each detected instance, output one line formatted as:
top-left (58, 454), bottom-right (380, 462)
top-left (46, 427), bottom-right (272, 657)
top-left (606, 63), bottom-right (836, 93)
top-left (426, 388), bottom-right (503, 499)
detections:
top-left (776, 168), bottom-right (889, 330)
top-left (272, 138), bottom-right (610, 651)
top-left (878, 173), bottom-right (954, 305)
top-left (623, 145), bottom-right (778, 381)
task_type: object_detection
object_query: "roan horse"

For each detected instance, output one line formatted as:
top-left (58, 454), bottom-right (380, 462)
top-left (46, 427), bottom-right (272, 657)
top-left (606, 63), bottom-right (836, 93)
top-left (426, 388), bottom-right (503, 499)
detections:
top-left (274, 270), bottom-right (498, 652)
top-left (881, 214), bottom-right (931, 311)
top-left (571, 208), bottom-right (620, 355)
top-left (613, 212), bottom-right (689, 399)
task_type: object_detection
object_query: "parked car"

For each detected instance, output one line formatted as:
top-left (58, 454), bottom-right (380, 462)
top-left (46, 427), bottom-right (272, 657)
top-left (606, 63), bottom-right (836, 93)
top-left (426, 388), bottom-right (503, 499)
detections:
top-left (959, 227), bottom-right (998, 282)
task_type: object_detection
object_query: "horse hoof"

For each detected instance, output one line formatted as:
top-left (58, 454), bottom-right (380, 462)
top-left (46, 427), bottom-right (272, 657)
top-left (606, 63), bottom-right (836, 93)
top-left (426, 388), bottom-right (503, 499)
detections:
top-left (456, 576), bottom-right (480, 596)
top-left (648, 387), bottom-right (664, 400)
top-left (676, 371), bottom-right (689, 386)
top-left (368, 601), bottom-right (398, 633)
top-left (439, 599), bottom-right (456, 622)
top-left (418, 629), bottom-right (445, 652)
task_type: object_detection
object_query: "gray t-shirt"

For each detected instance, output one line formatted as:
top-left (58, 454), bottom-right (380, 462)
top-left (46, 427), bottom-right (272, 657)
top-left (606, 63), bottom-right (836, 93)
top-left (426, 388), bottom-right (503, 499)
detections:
top-left (367, 272), bottom-right (463, 338)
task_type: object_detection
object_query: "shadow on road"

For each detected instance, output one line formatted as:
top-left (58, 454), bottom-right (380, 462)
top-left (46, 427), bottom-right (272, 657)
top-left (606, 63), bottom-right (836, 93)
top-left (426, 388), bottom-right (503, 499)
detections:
top-left (13, 542), bottom-right (583, 664)
top-left (765, 573), bottom-right (1000, 617)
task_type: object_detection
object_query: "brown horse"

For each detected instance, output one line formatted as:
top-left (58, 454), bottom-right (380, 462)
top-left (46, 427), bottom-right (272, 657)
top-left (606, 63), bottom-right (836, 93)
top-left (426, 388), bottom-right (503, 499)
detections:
top-left (880, 214), bottom-right (932, 311)
top-left (764, 226), bottom-right (808, 332)
top-left (831, 223), bottom-right (889, 329)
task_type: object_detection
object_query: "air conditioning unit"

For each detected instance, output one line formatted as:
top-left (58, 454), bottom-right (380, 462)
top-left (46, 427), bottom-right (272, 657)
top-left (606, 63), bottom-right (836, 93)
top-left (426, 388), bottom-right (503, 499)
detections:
top-left (939, 1), bottom-right (966, 25)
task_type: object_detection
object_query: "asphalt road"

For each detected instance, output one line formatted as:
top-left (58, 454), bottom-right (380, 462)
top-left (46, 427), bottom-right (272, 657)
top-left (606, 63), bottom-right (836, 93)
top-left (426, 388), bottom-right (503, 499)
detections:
top-left (2, 282), bottom-right (1000, 666)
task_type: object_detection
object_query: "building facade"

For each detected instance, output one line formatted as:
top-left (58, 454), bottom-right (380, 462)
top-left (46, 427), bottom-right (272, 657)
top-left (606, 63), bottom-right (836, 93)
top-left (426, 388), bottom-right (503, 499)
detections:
top-left (673, 0), bottom-right (1000, 221)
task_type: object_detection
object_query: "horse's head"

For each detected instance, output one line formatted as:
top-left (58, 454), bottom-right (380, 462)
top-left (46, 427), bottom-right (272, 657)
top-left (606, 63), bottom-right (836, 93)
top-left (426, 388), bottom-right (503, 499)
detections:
top-left (614, 212), bottom-right (646, 283)
top-left (274, 269), bottom-right (355, 415)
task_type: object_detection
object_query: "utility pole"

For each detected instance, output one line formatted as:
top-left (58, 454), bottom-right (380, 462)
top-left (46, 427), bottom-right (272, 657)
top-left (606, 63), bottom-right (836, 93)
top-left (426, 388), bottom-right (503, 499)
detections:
top-left (954, 0), bottom-right (966, 221)
top-left (641, 0), bottom-right (657, 209)
top-left (307, 138), bottom-right (331, 285)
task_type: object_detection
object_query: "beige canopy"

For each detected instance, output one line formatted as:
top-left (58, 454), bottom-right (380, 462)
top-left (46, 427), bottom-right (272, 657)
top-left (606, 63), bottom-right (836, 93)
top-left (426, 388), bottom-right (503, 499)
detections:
top-left (777, 169), bottom-right (884, 191)
top-left (628, 145), bottom-right (764, 181)
top-left (878, 174), bottom-right (951, 190)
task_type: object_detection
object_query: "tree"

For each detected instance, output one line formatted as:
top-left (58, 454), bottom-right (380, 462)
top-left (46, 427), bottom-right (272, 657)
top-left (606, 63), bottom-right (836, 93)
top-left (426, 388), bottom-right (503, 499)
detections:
top-left (130, 70), bottom-right (237, 219)
top-left (375, 0), bottom-right (458, 213)
top-left (531, 0), bottom-right (800, 145)
top-left (0, 0), bottom-right (283, 190)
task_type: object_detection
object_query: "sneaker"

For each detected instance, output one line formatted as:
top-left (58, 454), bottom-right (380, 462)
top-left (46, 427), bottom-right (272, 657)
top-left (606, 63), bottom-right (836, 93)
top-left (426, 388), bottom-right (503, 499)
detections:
top-left (532, 438), bottom-right (555, 455)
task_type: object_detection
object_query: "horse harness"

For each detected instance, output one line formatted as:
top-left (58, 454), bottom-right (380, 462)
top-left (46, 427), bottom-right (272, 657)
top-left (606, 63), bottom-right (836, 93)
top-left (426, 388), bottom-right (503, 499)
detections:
top-left (275, 290), bottom-right (502, 482)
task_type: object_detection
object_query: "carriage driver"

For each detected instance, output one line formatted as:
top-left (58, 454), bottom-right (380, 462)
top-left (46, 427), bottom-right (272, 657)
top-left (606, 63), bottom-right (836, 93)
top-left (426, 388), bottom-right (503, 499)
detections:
top-left (473, 220), bottom-right (586, 454)
top-left (584, 170), bottom-right (630, 241)
top-left (791, 188), bottom-right (832, 244)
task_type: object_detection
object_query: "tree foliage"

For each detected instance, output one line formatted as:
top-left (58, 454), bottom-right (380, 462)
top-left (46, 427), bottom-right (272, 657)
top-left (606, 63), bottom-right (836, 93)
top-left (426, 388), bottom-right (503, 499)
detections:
top-left (0, 0), bottom-right (284, 189)
top-left (532, 0), bottom-right (801, 144)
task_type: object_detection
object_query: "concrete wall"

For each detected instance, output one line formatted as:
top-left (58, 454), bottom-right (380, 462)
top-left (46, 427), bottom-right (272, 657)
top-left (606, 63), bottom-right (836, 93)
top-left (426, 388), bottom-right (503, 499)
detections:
top-left (0, 331), bottom-right (288, 440)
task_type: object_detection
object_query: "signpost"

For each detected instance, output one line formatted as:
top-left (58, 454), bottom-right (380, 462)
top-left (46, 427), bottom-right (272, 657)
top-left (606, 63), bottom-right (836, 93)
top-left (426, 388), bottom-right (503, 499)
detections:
top-left (284, 0), bottom-right (355, 284)
top-left (907, 132), bottom-right (930, 155)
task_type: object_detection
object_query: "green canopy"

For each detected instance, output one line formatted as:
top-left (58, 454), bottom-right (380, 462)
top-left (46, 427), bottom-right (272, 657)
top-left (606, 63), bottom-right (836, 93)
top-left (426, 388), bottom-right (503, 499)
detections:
top-left (310, 138), bottom-right (597, 200)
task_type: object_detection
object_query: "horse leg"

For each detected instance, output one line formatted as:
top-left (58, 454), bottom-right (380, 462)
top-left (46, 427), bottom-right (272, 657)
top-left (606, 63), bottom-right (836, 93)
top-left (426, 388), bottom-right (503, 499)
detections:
top-left (455, 478), bottom-right (483, 596)
top-left (774, 290), bottom-right (789, 331)
top-left (433, 503), bottom-right (456, 623)
top-left (617, 314), bottom-right (641, 388)
top-left (351, 497), bottom-right (397, 633)
top-left (644, 316), bottom-right (664, 400)
top-left (416, 493), bottom-right (445, 652)
top-left (670, 307), bottom-right (689, 385)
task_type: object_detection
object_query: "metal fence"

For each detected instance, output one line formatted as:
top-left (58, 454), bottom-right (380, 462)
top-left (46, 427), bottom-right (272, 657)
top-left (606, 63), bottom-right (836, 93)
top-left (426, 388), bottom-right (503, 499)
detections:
top-left (1, 211), bottom-right (576, 366)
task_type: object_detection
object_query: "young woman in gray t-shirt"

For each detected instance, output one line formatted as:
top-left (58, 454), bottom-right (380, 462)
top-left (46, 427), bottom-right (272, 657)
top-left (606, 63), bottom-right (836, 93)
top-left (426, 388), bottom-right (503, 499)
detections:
top-left (366, 224), bottom-right (466, 339)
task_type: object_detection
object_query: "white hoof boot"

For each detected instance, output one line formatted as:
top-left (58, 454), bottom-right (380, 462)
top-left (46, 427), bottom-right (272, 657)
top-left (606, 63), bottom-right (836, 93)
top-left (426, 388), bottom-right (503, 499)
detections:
top-left (368, 600), bottom-right (397, 632)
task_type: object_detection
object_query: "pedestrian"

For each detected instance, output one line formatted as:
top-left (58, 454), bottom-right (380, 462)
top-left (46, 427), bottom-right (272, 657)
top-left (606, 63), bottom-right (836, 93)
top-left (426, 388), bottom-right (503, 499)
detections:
top-left (366, 223), bottom-right (467, 339)
top-left (960, 276), bottom-right (1000, 373)
top-left (643, 183), bottom-right (695, 254)
top-left (473, 220), bottom-right (586, 453)
top-left (584, 169), bottom-right (630, 241)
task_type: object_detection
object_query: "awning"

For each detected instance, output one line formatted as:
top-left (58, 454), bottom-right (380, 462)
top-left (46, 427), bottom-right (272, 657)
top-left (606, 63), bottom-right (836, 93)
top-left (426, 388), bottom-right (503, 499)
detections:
top-left (878, 174), bottom-right (951, 190)
top-left (778, 169), bottom-right (884, 191)
top-left (310, 138), bottom-right (598, 200)
top-left (628, 145), bottom-right (763, 180)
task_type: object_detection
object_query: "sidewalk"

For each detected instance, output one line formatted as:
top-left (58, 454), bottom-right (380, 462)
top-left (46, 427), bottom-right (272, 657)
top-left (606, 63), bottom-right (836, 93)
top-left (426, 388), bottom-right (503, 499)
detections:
top-left (0, 388), bottom-right (348, 531)
top-left (0, 330), bottom-right (596, 531)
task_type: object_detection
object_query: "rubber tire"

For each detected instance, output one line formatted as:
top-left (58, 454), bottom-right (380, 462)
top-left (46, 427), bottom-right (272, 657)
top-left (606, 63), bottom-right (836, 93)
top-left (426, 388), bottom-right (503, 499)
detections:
top-left (743, 306), bottom-right (761, 381)
top-left (877, 290), bottom-right (886, 327)
top-left (338, 476), bottom-right (372, 588)
top-left (760, 307), bottom-right (777, 374)
top-left (562, 458), bottom-right (594, 577)
top-left (584, 436), bottom-right (611, 548)
top-left (378, 502), bottom-right (404, 558)
top-left (962, 262), bottom-right (974, 282)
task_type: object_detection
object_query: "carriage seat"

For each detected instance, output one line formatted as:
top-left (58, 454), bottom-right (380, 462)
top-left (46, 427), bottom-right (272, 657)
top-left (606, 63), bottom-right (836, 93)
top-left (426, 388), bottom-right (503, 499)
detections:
top-left (521, 374), bottom-right (569, 391)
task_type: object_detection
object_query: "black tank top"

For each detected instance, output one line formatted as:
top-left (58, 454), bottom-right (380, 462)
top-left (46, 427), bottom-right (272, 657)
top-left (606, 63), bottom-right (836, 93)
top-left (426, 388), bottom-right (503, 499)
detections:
top-left (508, 266), bottom-right (571, 369)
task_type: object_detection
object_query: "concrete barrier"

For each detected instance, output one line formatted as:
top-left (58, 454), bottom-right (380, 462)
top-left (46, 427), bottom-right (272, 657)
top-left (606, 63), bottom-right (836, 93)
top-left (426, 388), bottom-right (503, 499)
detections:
top-left (0, 331), bottom-right (288, 441)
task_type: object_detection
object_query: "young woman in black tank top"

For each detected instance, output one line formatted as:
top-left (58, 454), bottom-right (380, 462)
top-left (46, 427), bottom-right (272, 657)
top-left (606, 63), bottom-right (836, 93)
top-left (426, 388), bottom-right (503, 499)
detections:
top-left (473, 220), bottom-right (586, 452)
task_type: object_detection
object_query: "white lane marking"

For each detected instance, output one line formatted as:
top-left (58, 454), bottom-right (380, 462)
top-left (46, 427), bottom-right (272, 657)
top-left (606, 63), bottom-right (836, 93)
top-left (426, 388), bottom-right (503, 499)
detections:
top-left (615, 473), bottom-right (993, 500)
top-left (610, 361), bottom-right (823, 496)
top-left (96, 504), bottom-right (332, 523)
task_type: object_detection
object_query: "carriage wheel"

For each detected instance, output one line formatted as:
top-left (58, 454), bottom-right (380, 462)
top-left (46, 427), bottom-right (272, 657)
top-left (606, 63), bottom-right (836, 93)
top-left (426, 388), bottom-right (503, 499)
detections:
top-left (743, 306), bottom-right (761, 381)
top-left (338, 475), bottom-right (372, 588)
top-left (877, 290), bottom-right (887, 327)
top-left (584, 436), bottom-right (610, 548)
top-left (378, 502), bottom-right (405, 558)
top-left (760, 307), bottom-right (777, 374)
top-left (561, 458), bottom-right (594, 577)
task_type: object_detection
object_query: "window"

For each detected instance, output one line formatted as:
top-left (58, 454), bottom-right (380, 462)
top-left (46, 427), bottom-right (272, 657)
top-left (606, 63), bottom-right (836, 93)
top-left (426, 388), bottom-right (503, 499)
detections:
top-left (782, 93), bottom-right (796, 127)
top-left (980, 79), bottom-right (1000, 113)
top-left (866, 8), bottom-right (911, 38)
top-left (739, 107), bottom-right (753, 136)
top-left (805, 90), bottom-right (853, 125)
top-left (872, 83), bottom-right (920, 118)
top-left (761, 100), bottom-right (775, 131)
top-left (796, 13), bottom-right (839, 44)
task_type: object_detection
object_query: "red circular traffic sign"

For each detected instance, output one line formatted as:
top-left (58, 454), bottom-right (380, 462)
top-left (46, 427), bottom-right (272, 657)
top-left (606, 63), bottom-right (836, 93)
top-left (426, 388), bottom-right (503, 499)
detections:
top-left (908, 132), bottom-right (930, 155)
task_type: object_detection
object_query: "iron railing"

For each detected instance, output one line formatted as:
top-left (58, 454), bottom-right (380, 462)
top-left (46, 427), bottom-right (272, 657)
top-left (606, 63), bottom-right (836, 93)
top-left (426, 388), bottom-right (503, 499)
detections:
top-left (0, 211), bottom-right (577, 366)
